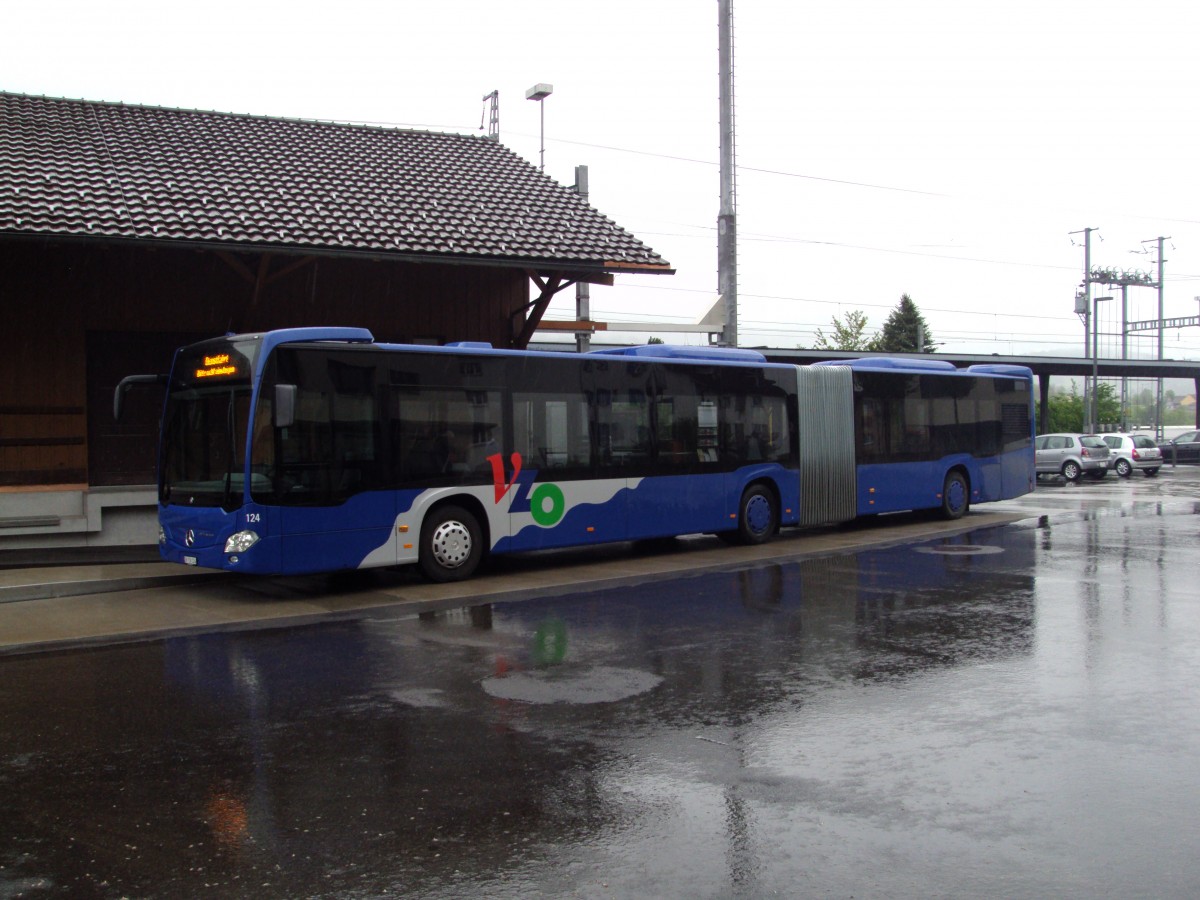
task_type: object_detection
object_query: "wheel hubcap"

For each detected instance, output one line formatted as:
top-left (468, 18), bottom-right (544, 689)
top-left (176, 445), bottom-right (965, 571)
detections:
top-left (947, 479), bottom-right (965, 511)
top-left (430, 520), bottom-right (472, 568)
top-left (746, 494), bottom-right (772, 534)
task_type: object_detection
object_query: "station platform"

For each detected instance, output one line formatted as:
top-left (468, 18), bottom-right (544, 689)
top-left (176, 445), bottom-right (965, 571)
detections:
top-left (0, 511), bottom-right (1027, 656)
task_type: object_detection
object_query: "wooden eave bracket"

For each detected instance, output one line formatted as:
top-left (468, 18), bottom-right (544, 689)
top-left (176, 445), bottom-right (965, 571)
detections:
top-left (513, 271), bottom-right (569, 347)
top-left (514, 264), bottom-right (665, 346)
top-left (214, 251), bottom-right (318, 330)
top-left (215, 251), bottom-right (318, 291)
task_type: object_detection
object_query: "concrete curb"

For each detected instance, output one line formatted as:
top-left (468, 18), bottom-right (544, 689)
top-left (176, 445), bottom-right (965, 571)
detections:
top-left (0, 565), bottom-right (224, 604)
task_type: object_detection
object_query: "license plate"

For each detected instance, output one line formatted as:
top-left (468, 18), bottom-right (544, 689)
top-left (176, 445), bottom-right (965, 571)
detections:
top-left (183, 556), bottom-right (198, 566)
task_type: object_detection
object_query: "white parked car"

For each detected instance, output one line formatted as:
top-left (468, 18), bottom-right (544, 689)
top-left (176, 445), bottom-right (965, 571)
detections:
top-left (1102, 433), bottom-right (1162, 477)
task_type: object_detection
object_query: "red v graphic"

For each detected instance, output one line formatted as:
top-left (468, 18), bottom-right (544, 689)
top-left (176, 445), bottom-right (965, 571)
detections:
top-left (487, 452), bottom-right (523, 504)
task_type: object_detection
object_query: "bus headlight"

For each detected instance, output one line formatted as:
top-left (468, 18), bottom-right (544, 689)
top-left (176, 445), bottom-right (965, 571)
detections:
top-left (225, 530), bottom-right (260, 554)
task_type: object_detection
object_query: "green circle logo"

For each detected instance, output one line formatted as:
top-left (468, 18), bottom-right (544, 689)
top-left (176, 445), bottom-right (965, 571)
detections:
top-left (530, 483), bottom-right (566, 527)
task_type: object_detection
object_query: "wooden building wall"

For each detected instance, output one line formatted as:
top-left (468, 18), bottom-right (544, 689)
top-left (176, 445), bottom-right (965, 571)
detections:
top-left (0, 239), bottom-right (530, 487)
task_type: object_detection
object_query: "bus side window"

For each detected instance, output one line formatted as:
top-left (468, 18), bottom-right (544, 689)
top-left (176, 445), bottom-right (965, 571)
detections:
top-left (583, 360), bottom-right (651, 473)
top-left (392, 381), bottom-right (505, 484)
top-left (651, 365), bottom-right (717, 469)
top-left (514, 393), bottom-right (591, 472)
top-left (858, 397), bottom-right (885, 462)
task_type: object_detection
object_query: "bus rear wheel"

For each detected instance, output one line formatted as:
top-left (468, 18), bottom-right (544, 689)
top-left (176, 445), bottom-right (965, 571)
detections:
top-left (940, 470), bottom-right (969, 520)
top-left (420, 504), bottom-right (484, 582)
top-left (737, 484), bottom-right (778, 545)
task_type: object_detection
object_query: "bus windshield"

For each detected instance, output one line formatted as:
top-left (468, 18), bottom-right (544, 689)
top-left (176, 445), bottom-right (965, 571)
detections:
top-left (160, 337), bottom-right (260, 510)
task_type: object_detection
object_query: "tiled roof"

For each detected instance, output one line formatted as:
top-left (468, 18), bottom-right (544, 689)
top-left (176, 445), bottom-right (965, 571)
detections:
top-left (0, 92), bottom-right (670, 273)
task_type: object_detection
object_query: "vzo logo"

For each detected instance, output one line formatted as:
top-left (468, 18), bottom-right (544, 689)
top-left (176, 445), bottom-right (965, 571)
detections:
top-left (488, 452), bottom-right (566, 527)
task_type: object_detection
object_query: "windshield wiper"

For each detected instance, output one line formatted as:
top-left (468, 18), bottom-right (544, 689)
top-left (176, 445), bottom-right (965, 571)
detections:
top-left (223, 391), bottom-right (237, 510)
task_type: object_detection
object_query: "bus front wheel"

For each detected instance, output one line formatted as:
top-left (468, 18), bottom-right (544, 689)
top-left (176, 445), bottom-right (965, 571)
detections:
top-left (737, 484), bottom-right (779, 545)
top-left (940, 471), bottom-right (970, 520)
top-left (420, 504), bottom-right (484, 582)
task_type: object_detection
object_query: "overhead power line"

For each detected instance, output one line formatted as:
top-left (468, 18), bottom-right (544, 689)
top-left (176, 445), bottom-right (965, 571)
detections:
top-left (608, 283), bottom-right (1088, 322)
top-left (531, 133), bottom-right (943, 196)
top-left (334, 114), bottom-right (1200, 225)
top-left (510, 130), bottom-right (1200, 224)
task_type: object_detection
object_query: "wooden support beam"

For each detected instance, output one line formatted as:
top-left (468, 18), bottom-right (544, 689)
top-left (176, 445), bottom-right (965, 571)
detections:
top-left (215, 250), bottom-right (315, 288)
top-left (513, 274), bottom-right (566, 348)
top-left (215, 250), bottom-right (257, 285)
top-left (253, 254), bottom-right (272, 301)
top-left (534, 320), bottom-right (608, 332)
top-left (263, 255), bottom-right (317, 286)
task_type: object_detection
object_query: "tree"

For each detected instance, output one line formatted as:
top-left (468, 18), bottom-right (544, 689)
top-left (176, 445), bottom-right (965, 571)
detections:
top-left (1164, 404), bottom-right (1195, 426)
top-left (875, 294), bottom-right (936, 353)
top-left (1045, 383), bottom-right (1084, 433)
top-left (811, 310), bottom-right (879, 351)
top-left (646, 336), bottom-right (664, 345)
top-left (1045, 380), bottom-right (1120, 433)
top-left (1093, 381), bottom-right (1123, 430)
top-left (1128, 387), bottom-right (1157, 427)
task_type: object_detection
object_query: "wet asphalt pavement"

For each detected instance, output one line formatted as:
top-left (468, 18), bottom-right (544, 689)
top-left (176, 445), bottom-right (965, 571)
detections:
top-left (2, 468), bottom-right (1199, 898)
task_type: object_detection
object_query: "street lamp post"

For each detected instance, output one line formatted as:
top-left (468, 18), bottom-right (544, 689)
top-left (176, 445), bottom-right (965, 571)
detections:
top-left (525, 83), bottom-right (553, 172)
top-left (1091, 295), bottom-right (1112, 432)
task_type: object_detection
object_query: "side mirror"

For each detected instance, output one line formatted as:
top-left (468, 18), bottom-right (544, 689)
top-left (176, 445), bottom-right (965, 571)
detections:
top-left (114, 374), bottom-right (168, 421)
top-left (274, 384), bottom-right (297, 429)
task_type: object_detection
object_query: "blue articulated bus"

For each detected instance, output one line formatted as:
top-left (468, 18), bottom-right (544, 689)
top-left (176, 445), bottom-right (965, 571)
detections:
top-left (116, 328), bottom-right (1034, 581)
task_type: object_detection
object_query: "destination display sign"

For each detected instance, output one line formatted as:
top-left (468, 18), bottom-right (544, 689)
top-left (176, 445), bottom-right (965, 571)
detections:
top-left (195, 353), bottom-right (238, 379)
top-left (175, 339), bottom-right (258, 387)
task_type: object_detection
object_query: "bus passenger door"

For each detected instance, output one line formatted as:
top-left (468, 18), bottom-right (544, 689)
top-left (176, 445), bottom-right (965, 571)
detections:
top-left (509, 380), bottom-right (614, 550)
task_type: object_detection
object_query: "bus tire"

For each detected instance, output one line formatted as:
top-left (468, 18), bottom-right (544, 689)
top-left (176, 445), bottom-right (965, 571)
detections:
top-left (737, 484), bottom-right (778, 545)
top-left (940, 470), bottom-right (970, 520)
top-left (419, 504), bottom-right (484, 582)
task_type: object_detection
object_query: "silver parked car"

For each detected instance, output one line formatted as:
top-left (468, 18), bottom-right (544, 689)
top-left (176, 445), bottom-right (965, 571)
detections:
top-left (1035, 433), bottom-right (1111, 481)
top-left (1102, 433), bottom-right (1162, 477)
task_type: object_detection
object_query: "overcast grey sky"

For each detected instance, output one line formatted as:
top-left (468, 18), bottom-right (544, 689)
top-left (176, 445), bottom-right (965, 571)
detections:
top-left (6, 0), bottom-right (1200, 360)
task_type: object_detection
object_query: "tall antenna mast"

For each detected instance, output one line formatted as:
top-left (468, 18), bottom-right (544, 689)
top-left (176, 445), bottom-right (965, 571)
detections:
top-left (717, 0), bottom-right (737, 346)
top-left (481, 90), bottom-right (499, 141)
